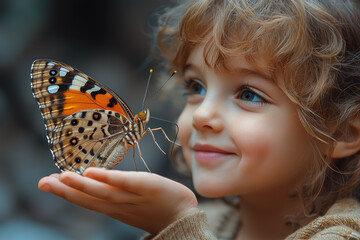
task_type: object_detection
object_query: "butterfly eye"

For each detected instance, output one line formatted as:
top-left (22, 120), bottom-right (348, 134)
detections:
top-left (138, 112), bottom-right (146, 121)
top-left (49, 70), bottom-right (57, 76)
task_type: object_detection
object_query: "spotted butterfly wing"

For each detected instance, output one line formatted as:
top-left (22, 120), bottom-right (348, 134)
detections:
top-left (31, 59), bottom-right (149, 174)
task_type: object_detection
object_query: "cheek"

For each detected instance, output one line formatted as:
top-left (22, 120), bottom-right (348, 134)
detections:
top-left (230, 110), bottom-right (312, 178)
top-left (177, 107), bottom-right (193, 166)
top-left (232, 119), bottom-right (271, 168)
top-left (177, 107), bottom-right (192, 145)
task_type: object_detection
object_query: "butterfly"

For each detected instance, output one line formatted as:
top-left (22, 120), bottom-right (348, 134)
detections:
top-left (31, 59), bottom-right (171, 174)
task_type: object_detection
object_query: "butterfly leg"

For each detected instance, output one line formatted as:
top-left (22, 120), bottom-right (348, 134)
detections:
top-left (143, 128), bottom-right (166, 155)
top-left (132, 146), bottom-right (139, 171)
top-left (135, 142), bottom-right (151, 173)
top-left (149, 127), bottom-right (181, 146)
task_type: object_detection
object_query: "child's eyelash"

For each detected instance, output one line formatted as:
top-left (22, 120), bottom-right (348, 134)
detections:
top-left (237, 84), bottom-right (255, 94)
top-left (182, 79), bottom-right (268, 104)
top-left (182, 79), bottom-right (192, 96)
top-left (183, 78), bottom-right (200, 88)
top-left (183, 78), bottom-right (193, 89)
top-left (236, 85), bottom-right (269, 104)
top-left (183, 78), bottom-right (205, 96)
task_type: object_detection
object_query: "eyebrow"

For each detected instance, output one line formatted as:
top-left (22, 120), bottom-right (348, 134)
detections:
top-left (183, 63), bottom-right (199, 72)
top-left (234, 67), bottom-right (272, 81)
top-left (183, 63), bottom-right (272, 81)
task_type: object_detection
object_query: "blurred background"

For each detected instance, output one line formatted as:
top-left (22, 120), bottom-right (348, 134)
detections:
top-left (0, 0), bottom-right (191, 239)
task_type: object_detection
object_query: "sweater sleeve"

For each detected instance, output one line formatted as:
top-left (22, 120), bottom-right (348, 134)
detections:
top-left (310, 225), bottom-right (360, 239)
top-left (285, 198), bottom-right (360, 240)
top-left (142, 211), bottom-right (217, 240)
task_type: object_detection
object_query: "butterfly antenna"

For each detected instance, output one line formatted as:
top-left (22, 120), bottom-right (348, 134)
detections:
top-left (158, 70), bottom-right (177, 93)
top-left (142, 69), bottom-right (176, 110)
top-left (141, 69), bottom-right (153, 111)
top-left (154, 70), bottom-right (176, 99)
top-left (145, 70), bottom-right (177, 105)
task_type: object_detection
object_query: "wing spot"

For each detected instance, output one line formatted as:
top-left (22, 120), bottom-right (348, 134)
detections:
top-left (90, 149), bottom-right (95, 156)
top-left (107, 98), bottom-right (117, 108)
top-left (59, 67), bottom-right (69, 77)
top-left (90, 88), bottom-right (106, 100)
top-left (49, 70), bottom-right (57, 76)
top-left (47, 85), bottom-right (59, 94)
top-left (49, 77), bottom-right (57, 84)
top-left (93, 112), bottom-right (101, 121)
top-left (87, 120), bottom-right (93, 126)
top-left (66, 130), bottom-right (72, 136)
top-left (71, 119), bottom-right (79, 126)
top-left (78, 127), bottom-right (84, 133)
top-left (75, 157), bottom-right (81, 163)
top-left (70, 137), bottom-right (78, 146)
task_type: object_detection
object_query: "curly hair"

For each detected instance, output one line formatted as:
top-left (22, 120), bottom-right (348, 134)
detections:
top-left (156, 0), bottom-right (360, 216)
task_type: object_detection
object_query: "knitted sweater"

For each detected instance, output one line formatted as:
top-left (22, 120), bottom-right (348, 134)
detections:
top-left (143, 198), bottom-right (360, 240)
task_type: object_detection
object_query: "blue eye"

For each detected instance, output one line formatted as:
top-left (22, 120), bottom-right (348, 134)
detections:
top-left (238, 87), bottom-right (265, 103)
top-left (184, 79), bottom-right (206, 96)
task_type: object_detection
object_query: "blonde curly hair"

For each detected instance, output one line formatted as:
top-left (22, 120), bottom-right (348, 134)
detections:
top-left (156, 0), bottom-right (360, 216)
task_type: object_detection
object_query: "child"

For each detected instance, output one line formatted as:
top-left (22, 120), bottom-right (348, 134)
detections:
top-left (38, 0), bottom-right (360, 239)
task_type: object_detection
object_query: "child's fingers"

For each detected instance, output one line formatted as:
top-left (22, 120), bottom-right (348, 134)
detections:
top-left (39, 175), bottom-right (135, 215)
top-left (84, 168), bottom-right (164, 194)
top-left (58, 171), bottom-right (140, 203)
top-left (84, 168), bottom-right (189, 201)
top-left (38, 175), bottom-right (106, 211)
top-left (83, 168), bottom-right (147, 190)
top-left (38, 174), bottom-right (60, 191)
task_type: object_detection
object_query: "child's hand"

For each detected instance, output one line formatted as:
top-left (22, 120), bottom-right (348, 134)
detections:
top-left (38, 168), bottom-right (199, 235)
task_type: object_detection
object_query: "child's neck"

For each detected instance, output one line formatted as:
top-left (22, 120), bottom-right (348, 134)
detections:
top-left (236, 190), bottom-right (314, 240)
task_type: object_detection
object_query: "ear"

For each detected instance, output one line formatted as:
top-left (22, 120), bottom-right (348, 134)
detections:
top-left (332, 117), bottom-right (360, 158)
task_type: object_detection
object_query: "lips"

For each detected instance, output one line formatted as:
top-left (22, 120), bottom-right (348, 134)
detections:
top-left (193, 144), bottom-right (233, 162)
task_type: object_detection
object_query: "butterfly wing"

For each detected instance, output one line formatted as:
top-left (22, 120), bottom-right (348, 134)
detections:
top-left (31, 59), bottom-right (134, 173)
top-left (31, 59), bottom-right (134, 134)
top-left (50, 109), bottom-right (131, 174)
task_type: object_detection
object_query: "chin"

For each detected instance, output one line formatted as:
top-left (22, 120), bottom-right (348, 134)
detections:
top-left (193, 178), bottom-right (229, 198)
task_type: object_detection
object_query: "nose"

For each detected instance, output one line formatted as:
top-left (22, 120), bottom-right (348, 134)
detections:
top-left (192, 97), bottom-right (224, 132)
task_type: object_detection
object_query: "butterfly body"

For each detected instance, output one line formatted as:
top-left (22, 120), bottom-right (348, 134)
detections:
top-left (31, 59), bottom-right (152, 174)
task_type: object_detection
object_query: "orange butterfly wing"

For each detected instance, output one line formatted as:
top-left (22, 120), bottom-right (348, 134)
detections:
top-left (31, 59), bottom-right (134, 133)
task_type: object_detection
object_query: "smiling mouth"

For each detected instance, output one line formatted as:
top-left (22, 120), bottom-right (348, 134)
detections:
top-left (193, 144), bottom-right (233, 162)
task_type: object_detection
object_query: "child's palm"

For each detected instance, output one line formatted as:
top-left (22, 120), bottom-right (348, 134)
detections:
top-left (38, 168), bottom-right (198, 235)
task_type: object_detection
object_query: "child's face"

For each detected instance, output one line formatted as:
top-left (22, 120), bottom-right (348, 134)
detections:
top-left (178, 44), bottom-right (314, 198)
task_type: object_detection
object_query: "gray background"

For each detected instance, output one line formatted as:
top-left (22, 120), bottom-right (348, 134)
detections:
top-left (0, 0), bottom-right (191, 239)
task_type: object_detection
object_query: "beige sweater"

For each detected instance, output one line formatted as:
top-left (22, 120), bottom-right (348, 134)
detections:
top-left (144, 198), bottom-right (360, 240)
